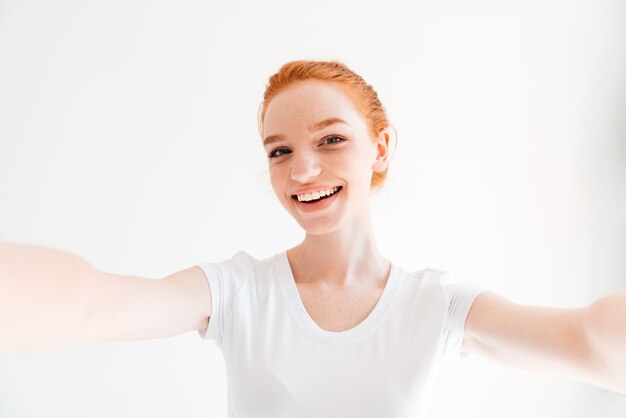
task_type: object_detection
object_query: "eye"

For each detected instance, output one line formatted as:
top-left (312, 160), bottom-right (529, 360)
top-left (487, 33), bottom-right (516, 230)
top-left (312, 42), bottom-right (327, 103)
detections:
top-left (322, 136), bottom-right (345, 145)
top-left (268, 148), bottom-right (291, 158)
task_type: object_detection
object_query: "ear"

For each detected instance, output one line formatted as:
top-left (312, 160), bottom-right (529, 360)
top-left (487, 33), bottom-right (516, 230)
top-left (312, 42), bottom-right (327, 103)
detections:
top-left (372, 127), bottom-right (391, 173)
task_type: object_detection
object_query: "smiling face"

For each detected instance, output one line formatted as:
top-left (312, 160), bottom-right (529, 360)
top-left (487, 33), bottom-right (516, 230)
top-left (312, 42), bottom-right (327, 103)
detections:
top-left (262, 79), bottom-right (389, 235)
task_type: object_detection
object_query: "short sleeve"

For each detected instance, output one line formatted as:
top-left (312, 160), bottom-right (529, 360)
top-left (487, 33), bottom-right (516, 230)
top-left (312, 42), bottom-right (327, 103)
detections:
top-left (440, 272), bottom-right (484, 358)
top-left (195, 251), bottom-right (254, 345)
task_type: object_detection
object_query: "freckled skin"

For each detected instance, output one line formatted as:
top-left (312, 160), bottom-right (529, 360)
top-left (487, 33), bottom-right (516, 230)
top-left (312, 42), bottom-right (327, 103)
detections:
top-left (262, 80), bottom-right (387, 236)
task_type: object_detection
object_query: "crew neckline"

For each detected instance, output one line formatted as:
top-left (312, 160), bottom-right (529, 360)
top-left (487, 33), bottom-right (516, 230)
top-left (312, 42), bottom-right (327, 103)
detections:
top-left (276, 250), bottom-right (400, 344)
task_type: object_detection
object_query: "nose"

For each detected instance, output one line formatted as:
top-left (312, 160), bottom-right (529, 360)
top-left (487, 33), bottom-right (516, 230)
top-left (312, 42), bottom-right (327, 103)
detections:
top-left (290, 150), bottom-right (322, 183)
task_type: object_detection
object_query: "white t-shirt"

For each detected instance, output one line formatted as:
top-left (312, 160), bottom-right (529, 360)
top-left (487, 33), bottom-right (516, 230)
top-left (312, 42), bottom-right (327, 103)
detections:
top-left (196, 250), bottom-right (483, 418)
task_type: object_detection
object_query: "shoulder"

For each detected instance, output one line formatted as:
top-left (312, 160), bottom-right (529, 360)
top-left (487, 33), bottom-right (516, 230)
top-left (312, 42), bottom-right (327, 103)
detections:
top-left (399, 267), bottom-right (462, 297)
top-left (197, 250), bottom-right (285, 288)
top-left (401, 267), bottom-right (453, 283)
top-left (397, 266), bottom-right (484, 316)
top-left (199, 250), bottom-right (257, 275)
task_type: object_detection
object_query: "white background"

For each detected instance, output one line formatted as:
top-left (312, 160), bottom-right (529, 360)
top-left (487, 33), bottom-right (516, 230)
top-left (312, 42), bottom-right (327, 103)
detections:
top-left (1, 0), bottom-right (625, 417)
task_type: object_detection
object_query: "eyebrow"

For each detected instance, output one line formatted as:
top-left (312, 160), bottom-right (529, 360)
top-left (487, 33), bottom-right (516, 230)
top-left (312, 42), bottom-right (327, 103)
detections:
top-left (262, 117), bottom-right (350, 147)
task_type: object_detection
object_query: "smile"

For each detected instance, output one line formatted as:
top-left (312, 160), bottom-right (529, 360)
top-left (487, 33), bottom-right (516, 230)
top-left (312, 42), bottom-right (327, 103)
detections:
top-left (292, 186), bottom-right (343, 203)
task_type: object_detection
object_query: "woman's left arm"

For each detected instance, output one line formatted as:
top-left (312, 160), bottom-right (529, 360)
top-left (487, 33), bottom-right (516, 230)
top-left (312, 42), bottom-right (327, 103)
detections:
top-left (462, 290), bottom-right (626, 394)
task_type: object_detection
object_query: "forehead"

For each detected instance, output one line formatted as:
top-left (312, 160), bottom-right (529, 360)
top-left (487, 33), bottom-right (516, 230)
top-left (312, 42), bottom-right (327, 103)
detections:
top-left (263, 80), bottom-right (367, 135)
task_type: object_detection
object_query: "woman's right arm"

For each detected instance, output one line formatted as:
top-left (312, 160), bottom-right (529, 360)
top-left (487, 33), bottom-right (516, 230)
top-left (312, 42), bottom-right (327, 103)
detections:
top-left (0, 242), bottom-right (212, 352)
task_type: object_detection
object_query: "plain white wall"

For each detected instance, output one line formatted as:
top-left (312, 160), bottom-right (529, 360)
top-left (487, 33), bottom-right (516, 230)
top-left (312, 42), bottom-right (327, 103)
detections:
top-left (0, 0), bottom-right (625, 417)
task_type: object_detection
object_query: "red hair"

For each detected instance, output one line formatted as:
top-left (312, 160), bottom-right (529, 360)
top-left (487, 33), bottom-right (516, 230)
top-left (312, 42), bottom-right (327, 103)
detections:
top-left (257, 60), bottom-right (393, 189)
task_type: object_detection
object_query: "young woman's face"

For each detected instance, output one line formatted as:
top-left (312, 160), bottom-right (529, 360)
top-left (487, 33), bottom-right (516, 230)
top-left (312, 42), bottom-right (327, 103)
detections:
top-left (262, 80), bottom-right (387, 235)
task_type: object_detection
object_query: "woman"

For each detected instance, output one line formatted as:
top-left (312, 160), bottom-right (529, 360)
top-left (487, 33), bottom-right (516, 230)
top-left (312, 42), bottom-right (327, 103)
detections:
top-left (1, 60), bottom-right (625, 417)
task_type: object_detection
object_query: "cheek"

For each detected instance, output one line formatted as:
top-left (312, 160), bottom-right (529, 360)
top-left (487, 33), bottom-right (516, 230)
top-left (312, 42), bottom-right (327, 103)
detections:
top-left (269, 171), bottom-right (279, 191)
top-left (339, 149), bottom-right (375, 177)
top-left (269, 168), bottom-right (286, 195)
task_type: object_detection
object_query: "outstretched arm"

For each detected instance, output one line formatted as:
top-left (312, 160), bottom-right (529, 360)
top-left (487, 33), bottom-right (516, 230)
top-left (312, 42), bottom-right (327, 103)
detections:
top-left (462, 290), bottom-right (626, 394)
top-left (0, 241), bottom-right (212, 352)
top-left (583, 291), bottom-right (626, 391)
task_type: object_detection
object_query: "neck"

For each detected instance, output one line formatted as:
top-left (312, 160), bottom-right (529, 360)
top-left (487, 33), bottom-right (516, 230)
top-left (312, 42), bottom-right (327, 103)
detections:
top-left (287, 208), bottom-right (390, 288)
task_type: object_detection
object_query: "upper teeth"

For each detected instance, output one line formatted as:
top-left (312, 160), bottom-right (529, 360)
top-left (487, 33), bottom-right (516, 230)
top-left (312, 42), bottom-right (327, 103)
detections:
top-left (296, 187), bottom-right (339, 202)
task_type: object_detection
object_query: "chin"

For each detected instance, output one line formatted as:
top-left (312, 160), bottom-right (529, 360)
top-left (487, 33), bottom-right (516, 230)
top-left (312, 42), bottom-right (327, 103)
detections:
top-left (296, 217), bottom-right (345, 236)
